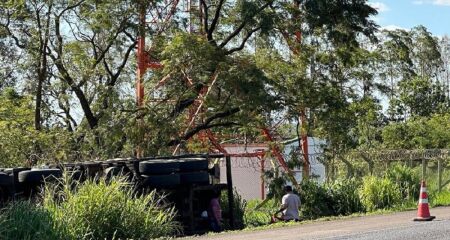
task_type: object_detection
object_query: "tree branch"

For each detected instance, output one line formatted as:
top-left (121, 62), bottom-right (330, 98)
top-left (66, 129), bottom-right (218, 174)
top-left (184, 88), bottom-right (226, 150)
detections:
top-left (1, 12), bottom-right (27, 48)
top-left (218, 1), bottom-right (271, 48)
top-left (200, 0), bottom-right (209, 35)
top-left (207, 0), bottom-right (226, 42)
top-left (167, 107), bottom-right (241, 146)
top-left (57, 0), bottom-right (85, 17)
top-left (51, 15), bottom-right (98, 129)
top-left (225, 26), bottom-right (261, 55)
top-left (109, 41), bottom-right (137, 86)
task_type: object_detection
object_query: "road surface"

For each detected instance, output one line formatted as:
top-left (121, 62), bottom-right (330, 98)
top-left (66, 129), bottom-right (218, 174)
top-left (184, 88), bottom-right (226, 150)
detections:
top-left (192, 207), bottom-right (450, 240)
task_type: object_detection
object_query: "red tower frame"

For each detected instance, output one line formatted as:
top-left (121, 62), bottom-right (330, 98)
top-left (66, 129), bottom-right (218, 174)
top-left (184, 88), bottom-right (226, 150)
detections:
top-left (135, 0), bottom-right (308, 187)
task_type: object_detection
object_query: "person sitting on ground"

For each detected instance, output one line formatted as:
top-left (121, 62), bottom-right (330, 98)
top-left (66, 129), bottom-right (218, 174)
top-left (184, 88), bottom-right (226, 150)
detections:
top-left (208, 190), bottom-right (222, 232)
top-left (272, 185), bottom-right (301, 222)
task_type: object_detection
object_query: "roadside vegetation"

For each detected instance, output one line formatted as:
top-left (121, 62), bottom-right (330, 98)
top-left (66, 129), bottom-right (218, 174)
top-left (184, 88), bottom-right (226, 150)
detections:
top-left (221, 164), bottom-right (450, 231)
top-left (0, 176), bottom-right (180, 240)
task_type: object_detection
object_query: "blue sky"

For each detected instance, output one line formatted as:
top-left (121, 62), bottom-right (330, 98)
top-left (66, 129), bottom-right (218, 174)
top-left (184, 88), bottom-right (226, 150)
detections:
top-left (369, 0), bottom-right (450, 36)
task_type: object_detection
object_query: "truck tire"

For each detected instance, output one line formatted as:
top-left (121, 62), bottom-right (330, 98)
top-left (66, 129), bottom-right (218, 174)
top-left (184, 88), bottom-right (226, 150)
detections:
top-left (0, 186), bottom-right (8, 205)
top-left (69, 170), bottom-right (84, 182)
top-left (139, 160), bottom-right (180, 175)
top-left (18, 169), bottom-right (62, 183)
top-left (141, 174), bottom-right (180, 187)
top-left (180, 171), bottom-right (209, 185)
top-left (178, 158), bottom-right (208, 172)
top-left (83, 162), bottom-right (103, 178)
top-left (0, 173), bottom-right (12, 186)
top-left (104, 166), bottom-right (132, 180)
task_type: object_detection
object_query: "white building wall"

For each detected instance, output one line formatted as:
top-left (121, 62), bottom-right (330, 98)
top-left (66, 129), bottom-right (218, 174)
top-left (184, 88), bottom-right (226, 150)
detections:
top-left (220, 145), bottom-right (268, 201)
top-left (284, 137), bottom-right (326, 183)
top-left (220, 138), bottom-right (326, 201)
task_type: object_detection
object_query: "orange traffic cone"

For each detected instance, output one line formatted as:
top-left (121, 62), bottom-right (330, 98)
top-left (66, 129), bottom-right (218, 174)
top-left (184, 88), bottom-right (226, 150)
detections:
top-left (413, 180), bottom-right (435, 221)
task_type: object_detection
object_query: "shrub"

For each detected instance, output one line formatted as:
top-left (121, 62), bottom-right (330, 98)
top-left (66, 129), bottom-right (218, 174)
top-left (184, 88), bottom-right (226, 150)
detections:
top-left (327, 178), bottom-right (365, 215)
top-left (431, 191), bottom-right (450, 207)
top-left (0, 201), bottom-right (62, 240)
top-left (220, 188), bottom-right (246, 230)
top-left (244, 199), bottom-right (278, 227)
top-left (299, 180), bottom-right (335, 219)
top-left (43, 176), bottom-right (181, 240)
top-left (358, 176), bottom-right (402, 211)
top-left (385, 164), bottom-right (420, 200)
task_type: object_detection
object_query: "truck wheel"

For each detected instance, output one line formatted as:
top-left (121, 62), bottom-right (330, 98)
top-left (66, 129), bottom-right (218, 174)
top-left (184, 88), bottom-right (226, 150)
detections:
top-left (178, 158), bottom-right (209, 172)
top-left (141, 174), bottom-right (180, 187)
top-left (180, 171), bottom-right (209, 185)
top-left (0, 173), bottom-right (12, 185)
top-left (69, 170), bottom-right (84, 182)
top-left (83, 162), bottom-right (103, 178)
top-left (0, 186), bottom-right (8, 205)
top-left (18, 169), bottom-right (62, 183)
top-left (139, 160), bottom-right (180, 175)
top-left (104, 166), bottom-right (132, 180)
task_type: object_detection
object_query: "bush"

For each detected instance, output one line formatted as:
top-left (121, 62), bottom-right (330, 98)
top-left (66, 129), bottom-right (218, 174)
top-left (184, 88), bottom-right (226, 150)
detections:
top-left (220, 188), bottom-right (246, 230)
top-left (244, 199), bottom-right (278, 227)
top-left (299, 180), bottom-right (335, 219)
top-left (358, 176), bottom-right (402, 211)
top-left (43, 176), bottom-right (181, 240)
top-left (431, 191), bottom-right (450, 207)
top-left (0, 201), bottom-right (62, 240)
top-left (385, 164), bottom-right (420, 200)
top-left (327, 178), bottom-right (365, 215)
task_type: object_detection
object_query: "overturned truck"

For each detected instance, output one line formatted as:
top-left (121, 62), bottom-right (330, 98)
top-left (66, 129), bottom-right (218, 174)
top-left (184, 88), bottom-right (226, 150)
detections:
top-left (0, 154), bottom-right (236, 234)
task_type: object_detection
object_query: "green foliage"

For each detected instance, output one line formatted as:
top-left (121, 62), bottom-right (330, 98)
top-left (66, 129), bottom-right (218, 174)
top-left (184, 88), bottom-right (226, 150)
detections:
top-left (327, 178), bottom-right (365, 215)
top-left (42, 176), bottom-right (181, 240)
top-left (430, 191), bottom-right (450, 207)
top-left (0, 201), bottom-right (62, 240)
top-left (264, 168), bottom-right (288, 201)
top-left (382, 113), bottom-right (450, 149)
top-left (244, 199), bottom-right (278, 227)
top-left (0, 89), bottom-right (74, 167)
top-left (358, 176), bottom-right (402, 211)
top-left (220, 188), bottom-right (246, 230)
top-left (0, 177), bottom-right (181, 240)
top-left (385, 164), bottom-right (420, 200)
top-left (299, 180), bottom-right (335, 219)
top-left (299, 178), bottom-right (364, 219)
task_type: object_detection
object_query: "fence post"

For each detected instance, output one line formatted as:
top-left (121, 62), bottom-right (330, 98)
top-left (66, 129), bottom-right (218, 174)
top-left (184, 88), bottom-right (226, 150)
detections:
top-left (438, 159), bottom-right (442, 192)
top-left (260, 156), bottom-right (265, 200)
top-left (226, 155), bottom-right (235, 230)
top-left (421, 159), bottom-right (427, 180)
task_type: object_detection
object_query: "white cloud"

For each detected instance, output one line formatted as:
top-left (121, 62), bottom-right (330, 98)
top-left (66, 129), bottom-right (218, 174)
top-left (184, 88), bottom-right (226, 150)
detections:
top-left (381, 25), bottom-right (408, 31)
top-left (369, 2), bottom-right (391, 12)
top-left (412, 0), bottom-right (450, 5)
top-left (433, 0), bottom-right (450, 5)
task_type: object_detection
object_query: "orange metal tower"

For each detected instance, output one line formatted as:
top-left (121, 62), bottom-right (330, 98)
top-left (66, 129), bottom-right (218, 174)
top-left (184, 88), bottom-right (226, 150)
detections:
top-left (135, 0), bottom-right (304, 186)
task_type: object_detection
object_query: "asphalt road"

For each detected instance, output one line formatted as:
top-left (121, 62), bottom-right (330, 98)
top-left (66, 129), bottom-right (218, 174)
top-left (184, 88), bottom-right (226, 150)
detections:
top-left (193, 207), bottom-right (450, 240)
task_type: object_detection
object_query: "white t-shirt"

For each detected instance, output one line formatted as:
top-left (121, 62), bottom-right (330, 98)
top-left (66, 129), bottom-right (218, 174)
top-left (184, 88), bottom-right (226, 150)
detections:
top-left (281, 193), bottom-right (301, 220)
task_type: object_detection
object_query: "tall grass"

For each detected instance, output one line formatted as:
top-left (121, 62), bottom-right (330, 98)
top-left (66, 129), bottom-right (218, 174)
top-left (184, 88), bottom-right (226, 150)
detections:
top-left (0, 174), bottom-right (181, 240)
top-left (244, 199), bottom-right (278, 227)
top-left (358, 176), bottom-right (402, 211)
top-left (385, 164), bottom-right (420, 201)
top-left (42, 174), bottom-right (181, 240)
top-left (220, 188), bottom-right (246, 230)
top-left (0, 201), bottom-right (62, 240)
top-left (327, 178), bottom-right (365, 215)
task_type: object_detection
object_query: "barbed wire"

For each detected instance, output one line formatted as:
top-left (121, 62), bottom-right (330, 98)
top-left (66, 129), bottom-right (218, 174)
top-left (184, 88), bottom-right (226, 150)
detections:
top-left (345, 149), bottom-right (450, 162)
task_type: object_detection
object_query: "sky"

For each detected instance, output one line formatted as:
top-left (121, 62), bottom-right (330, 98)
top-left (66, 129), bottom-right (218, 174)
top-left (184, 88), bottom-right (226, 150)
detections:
top-left (369, 0), bottom-right (450, 36)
